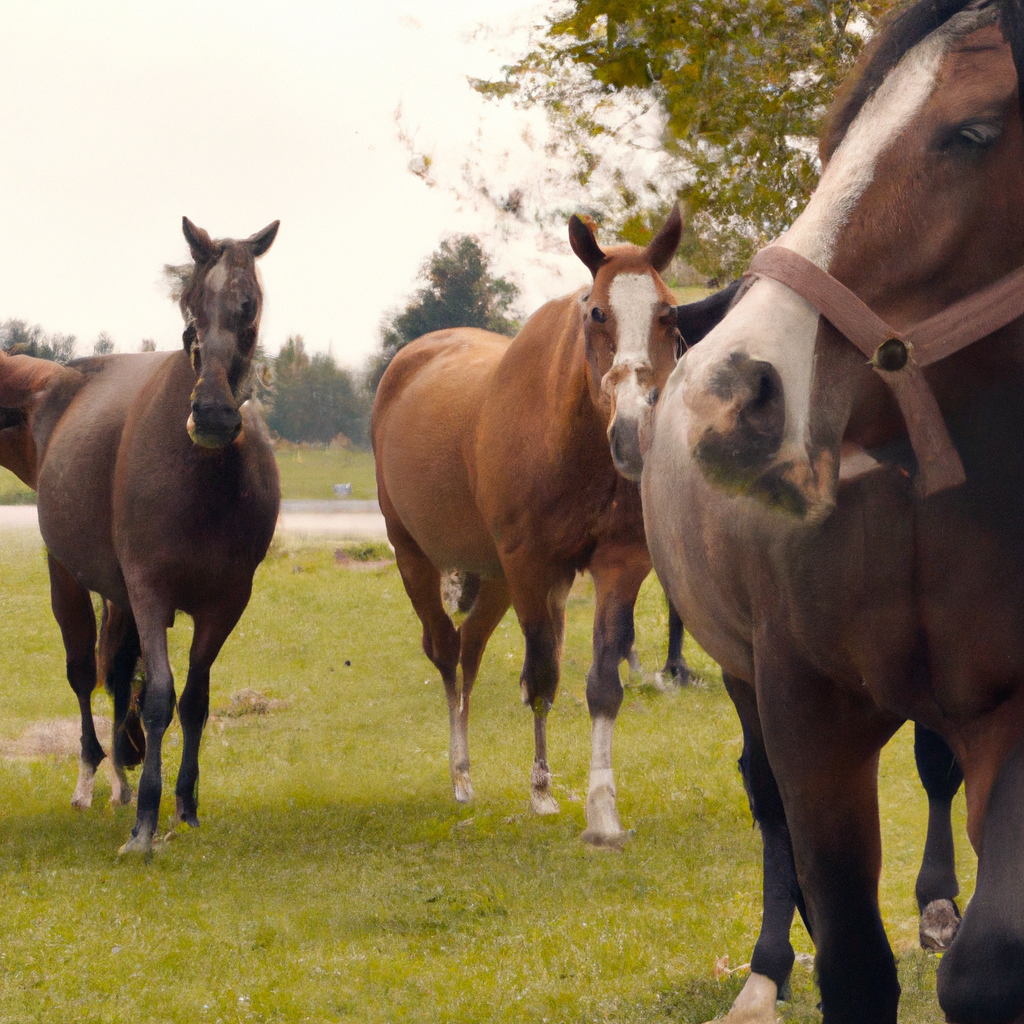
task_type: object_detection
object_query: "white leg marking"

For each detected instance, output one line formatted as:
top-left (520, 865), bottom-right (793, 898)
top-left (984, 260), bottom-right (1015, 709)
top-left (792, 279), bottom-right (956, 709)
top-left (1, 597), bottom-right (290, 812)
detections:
top-left (106, 758), bottom-right (133, 806)
top-left (582, 715), bottom-right (628, 848)
top-left (71, 756), bottom-right (97, 809)
top-left (702, 972), bottom-right (779, 1024)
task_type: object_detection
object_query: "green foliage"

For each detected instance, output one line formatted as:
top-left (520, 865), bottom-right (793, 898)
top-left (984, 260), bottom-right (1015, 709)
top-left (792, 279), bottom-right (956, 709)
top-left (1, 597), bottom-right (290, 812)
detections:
top-left (367, 235), bottom-right (521, 393)
top-left (0, 535), bottom-right (973, 1022)
top-left (476, 0), bottom-right (892, 279)
top-left (266, 335), bottom-right (370, 447)
top-left (0, 318), bottom-right (77, 363)
top-left (92, 331), bottom-right (115, 356)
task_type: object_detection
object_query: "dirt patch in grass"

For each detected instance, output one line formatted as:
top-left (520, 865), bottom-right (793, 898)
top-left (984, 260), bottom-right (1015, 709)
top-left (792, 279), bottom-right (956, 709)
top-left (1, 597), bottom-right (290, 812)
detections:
top-left (0, 716), bottom-right (107, 759)
top-left (217, 687), bottom-right (290, 718)
top-left (334, 542), bottom-right (393, 570)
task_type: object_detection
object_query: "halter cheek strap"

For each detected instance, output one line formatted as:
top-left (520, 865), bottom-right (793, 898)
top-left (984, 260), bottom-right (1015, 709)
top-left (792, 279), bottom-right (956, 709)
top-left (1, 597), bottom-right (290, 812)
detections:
top-left (746, 246), bottom-right (1024, 496)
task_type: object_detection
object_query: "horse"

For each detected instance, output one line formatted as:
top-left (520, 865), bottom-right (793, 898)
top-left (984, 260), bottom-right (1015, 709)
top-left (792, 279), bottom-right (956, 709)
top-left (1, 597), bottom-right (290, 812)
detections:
top-left (643, 0), bottom-right (1024, 1019)
top-left (372, 208), bottom-right (683, 848)
top-left (0, 218), bottom-right (280, 854)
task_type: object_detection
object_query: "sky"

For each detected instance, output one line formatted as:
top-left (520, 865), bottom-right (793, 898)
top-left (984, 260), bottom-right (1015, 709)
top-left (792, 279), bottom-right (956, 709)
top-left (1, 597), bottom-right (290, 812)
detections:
top-left (0, 0), bottom-right (604, 370)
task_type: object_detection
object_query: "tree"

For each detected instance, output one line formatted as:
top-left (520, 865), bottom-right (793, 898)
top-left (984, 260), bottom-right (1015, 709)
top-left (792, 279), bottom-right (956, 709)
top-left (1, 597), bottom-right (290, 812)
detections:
top-left (93, 332), bottom-right (115, 356)
top-left (0, 319), bottom-right (77, 363)
top-left (266, 335), bottom-right (369, 446)
top-left (366, 234), bottom-right (521, 392)
top-left (473, 0), bottom-right (889, 279)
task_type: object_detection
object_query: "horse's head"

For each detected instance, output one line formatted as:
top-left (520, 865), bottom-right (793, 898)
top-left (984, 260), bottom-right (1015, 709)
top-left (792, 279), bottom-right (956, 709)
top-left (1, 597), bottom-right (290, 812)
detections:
top-left (569, 205), bottom-right (682, 481)
top-left (179, 217), bottom-right (279, 449)
top-left (675, 0), bottom-right (1024, 519)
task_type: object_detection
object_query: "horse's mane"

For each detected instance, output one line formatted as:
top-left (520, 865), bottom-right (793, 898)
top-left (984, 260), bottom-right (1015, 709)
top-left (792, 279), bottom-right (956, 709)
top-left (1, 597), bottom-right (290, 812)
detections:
top-left (820, 0), bottom-right (1015, 161)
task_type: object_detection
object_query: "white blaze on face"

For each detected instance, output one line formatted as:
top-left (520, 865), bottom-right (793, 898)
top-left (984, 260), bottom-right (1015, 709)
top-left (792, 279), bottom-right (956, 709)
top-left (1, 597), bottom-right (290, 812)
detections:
top-left (678, 6), bottom-right (993, 457)
top-left (205, 253), bottom-right (229, 294)
top-left (608, 272), bottom-right (658, 420)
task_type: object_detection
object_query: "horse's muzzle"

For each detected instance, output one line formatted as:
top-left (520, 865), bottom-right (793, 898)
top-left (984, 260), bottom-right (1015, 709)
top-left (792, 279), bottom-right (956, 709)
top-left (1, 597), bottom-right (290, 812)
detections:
top-left (608, 415), bottom-right (645, 482)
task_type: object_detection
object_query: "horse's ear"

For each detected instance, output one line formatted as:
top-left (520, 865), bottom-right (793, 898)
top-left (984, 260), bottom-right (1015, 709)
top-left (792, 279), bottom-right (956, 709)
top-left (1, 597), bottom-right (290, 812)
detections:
top-left (644, 203), bottom-right (682, 274)
top-left (247, 220), bottom-right (280, 258)
top-left (569, 215), bottom-right (607, 277)
top-left (182, 218), bottom-right (219, 263)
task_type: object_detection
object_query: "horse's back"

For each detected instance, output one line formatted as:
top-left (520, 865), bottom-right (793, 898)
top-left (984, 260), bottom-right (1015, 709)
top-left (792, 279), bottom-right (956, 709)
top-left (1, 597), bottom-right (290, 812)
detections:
top-left (373, 328), bottom-right (509, 577)
top-left (37, 351), bottom-right (175, 604)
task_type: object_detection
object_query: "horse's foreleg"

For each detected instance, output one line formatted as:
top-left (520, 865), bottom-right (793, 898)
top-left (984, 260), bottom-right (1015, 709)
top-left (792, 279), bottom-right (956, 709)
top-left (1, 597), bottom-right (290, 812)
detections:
top-left (758, 652), bottom-right (901, 1024)
top-left (659, 598), bottom-right (691, 686)
top-left (706, 673), bottom-right (806, 1024)
top-left (581, 544), bottom-right (649, 849)
top-left (47, 554), bottom-right (103, 809)
top-left (119, 598), bottom-right (175, 855)
top-left (173, 597), bottom-right (247, 832)
top-left (510, 569), bottom-right (573, 816)
top-left (453, 578), bottom-right (511, 803)
top-left (388, 521), bottom-right (464, 799)
top-left (913, 722), bottom-right (963, 950)
top-left (99, 600), bottom-right (143, 806)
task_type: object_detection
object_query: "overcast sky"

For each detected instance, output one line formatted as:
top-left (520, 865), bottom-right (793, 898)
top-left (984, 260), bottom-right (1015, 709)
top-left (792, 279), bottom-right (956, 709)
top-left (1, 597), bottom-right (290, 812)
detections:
top-left (1, 0), bottom-right (597, 370)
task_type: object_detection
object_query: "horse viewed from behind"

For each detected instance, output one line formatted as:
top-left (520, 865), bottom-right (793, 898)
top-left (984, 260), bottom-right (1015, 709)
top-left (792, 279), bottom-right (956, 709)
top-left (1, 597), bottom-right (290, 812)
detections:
top-left (373, 209), bottom-right (683, 848)
top-left (644, 1), bottom-right (1024, 1020)
top-left (0, 217), bottom-right (280, 854)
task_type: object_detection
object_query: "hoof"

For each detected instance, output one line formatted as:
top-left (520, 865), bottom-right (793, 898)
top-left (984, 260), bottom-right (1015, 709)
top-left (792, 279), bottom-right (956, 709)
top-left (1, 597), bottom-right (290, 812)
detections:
top-left (658, 664), bottom-right (691, 688)
top-left (70, 791), bottom-right (93, 810)
top-left (703, 972), bottom-right (779, 1024)
top-left (118, 827), bottom-right (154, 856)
top-left (580, 826), bottom-right (631, 851)
top-left (452, 771), bottom-right (475, 804)
top-left (72, 759), bottom-right (98, 808)
top-left (531, 789), bottom-right (560, 815)
top-left (920, 898), bottom-right (961, 951)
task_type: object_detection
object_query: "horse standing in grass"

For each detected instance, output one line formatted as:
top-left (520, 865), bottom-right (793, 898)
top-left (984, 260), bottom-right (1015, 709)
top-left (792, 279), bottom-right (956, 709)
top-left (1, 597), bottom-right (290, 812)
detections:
top-left (0, 218), bottom-right (280, 854)
top-left (644, 0), bottom-right (1024, 1019)
top-left (373, 209), bottom-right (683, 847)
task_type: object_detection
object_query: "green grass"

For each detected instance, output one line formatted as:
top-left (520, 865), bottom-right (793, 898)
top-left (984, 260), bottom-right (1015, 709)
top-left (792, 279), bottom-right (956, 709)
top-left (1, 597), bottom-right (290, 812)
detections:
top-left (0, 532), bottom-right (972, 1023)
top-left (0, 468), bottom-right (34, 504)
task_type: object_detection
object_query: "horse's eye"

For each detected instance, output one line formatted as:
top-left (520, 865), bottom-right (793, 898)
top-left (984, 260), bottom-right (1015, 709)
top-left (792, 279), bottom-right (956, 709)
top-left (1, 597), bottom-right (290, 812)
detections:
top-left (591, 307), bottom-right (607, 324)
top-left (959, 123), bottom-right (1000, 146)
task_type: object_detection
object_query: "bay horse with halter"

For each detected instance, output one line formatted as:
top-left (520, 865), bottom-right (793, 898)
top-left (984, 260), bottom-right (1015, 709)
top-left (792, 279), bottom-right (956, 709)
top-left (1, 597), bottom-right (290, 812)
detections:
top-left (0, 218), bottom-right (280, 855)
top-left (372, 209), bottom-right (683, 847)
top-left (644, 0), bottom-right (1024, 1020)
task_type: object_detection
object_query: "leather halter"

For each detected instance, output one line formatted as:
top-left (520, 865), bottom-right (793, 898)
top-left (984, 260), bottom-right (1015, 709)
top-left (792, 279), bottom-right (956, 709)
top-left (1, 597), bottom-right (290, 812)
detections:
top-left (745, 245), bottom-right (1024, 496)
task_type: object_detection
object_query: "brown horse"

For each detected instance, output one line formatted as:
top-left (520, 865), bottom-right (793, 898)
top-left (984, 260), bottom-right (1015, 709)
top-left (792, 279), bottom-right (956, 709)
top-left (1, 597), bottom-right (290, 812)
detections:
top-left (644, 1), bottom-right (1024, 1021)
top-left (0, 218), bottom-right (280, 854)
top-left (373, 209), bottom-right (682, 847)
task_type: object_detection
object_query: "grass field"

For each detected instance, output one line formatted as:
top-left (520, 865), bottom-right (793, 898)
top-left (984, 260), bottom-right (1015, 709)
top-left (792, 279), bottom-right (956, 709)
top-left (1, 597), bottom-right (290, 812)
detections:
top-left (0, 529), bottom-right (973, 1023)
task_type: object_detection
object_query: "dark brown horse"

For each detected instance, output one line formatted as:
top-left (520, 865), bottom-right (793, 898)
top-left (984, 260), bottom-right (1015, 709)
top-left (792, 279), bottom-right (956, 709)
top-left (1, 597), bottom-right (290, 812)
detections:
top-left (644, 2), bottom-right (1024, 1021)
top-left (373, 209), bottom-right (682, 848)
top-left (0, 218), bottom-right (280, 854)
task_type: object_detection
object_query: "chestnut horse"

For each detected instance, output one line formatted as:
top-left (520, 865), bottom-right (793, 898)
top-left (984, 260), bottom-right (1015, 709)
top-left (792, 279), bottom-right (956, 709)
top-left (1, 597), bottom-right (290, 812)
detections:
top-left (644, 1), bottom-right (1024, 1020)
top-left (0, 218), bottom-right (280, 854)
top-left (373, 209), bottom-right (682, 848)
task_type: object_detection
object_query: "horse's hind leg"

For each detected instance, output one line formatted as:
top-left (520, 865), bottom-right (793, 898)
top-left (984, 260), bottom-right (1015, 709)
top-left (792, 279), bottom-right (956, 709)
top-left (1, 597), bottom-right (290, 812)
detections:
top-left (914, 722), bottom-right (963, 950)
top-left (98, 600), bottom-right (143, 806)
top-left (389, 524), bottom-right (464, 798)
top-left (581, 542), bottom-right (650, 848)
top-left (659, 598), bottom-right (691, 686)
top-left (448, 577), bottom-right (511, 802)
top-left (708, 672), bottom-right (807, 1024)
top-left (47, 554), bottom-right (104, 809)
top-left (173, 594), bottom-right (249, 831)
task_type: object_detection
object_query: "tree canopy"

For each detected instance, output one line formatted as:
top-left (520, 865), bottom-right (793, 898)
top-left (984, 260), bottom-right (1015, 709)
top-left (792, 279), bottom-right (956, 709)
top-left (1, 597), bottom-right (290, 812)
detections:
top-left (367, 234), bottom-right (521, 392)
top-left (266, 335), bottom-right (369, 447)
top-left (1, 319), bottom-right (77, 363)
top-left (475, 0), bottom-right (890, 279)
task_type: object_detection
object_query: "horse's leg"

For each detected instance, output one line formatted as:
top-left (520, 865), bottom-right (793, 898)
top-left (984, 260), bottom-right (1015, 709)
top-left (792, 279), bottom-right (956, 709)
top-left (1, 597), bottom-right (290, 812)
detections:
top-left (758, 655), bottom-right (901, 1024)
top-left (118, 593), bottom-right (176, 855)
top-left (580, 542), bottom-right (649, 848)
top-left (507, 567), bottom-right (573, 815)
top-left (172, 595), bottom-right (248, 831)
top-left (914, 722), bottom-right (963, 950)
top-left (659, 597), bottom-right (691, 686)
top-left (389, 523), bottom-right (464, 798)
top-left (453, 577), bottom-right (511, 801)
top-left (98, 600), bottom-right (143, 806)
top-left (707, 672), bottom-right (807, 1024)
top-left (937, 732), bottom-right (1024, 1024)
top-left (47, 554), bottom-right (104, 809)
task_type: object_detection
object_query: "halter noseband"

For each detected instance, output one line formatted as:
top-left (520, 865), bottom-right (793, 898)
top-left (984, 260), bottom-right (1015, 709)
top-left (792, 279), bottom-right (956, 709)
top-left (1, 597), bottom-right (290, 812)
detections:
top-left (745, 245), bottom-right (1024, 496)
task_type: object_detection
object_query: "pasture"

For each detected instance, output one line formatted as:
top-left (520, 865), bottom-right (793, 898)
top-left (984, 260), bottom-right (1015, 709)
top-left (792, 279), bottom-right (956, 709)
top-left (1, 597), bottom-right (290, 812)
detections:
top-left (0, 527), bottom-right (972, 1022)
